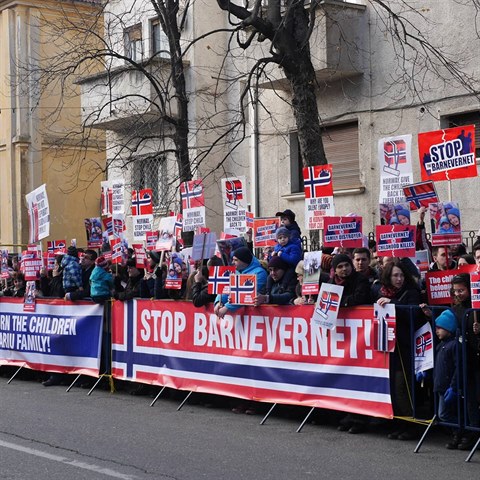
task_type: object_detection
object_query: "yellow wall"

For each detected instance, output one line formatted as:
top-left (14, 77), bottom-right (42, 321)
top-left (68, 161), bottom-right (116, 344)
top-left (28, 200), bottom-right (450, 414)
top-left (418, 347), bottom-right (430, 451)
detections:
top-left (0, 0), bottom-right (106, 252)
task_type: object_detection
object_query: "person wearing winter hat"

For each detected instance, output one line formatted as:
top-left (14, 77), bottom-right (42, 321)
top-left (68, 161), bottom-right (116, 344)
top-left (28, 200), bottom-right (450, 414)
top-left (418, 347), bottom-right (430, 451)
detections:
top-left (214, 247), bottom-right (267, 318)
top-left (275, 209), bottom-right (302, 246)
top-left (438, 216), bottom-right (454, 234)
top-left (254, 256), bottom-right (297, 306)
top-left (114, 258), bottom-right (146, 301)
top-left (272, 226), bottom-right (302, 268)
top-left (430, 309), bottom-right (460, 448)
top-left (140, 250), bottom-right (167, 300)
top-left (89, 256), bottom-right (113, 304)
top-left (395, 208), bottom-right (410, 226)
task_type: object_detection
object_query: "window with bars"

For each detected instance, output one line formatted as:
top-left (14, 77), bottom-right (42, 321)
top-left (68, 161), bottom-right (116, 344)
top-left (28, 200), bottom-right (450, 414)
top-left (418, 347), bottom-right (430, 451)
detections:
top-left (444, 111), bottom-right (480, 159)
top-left (290, 122), bottom-right (362, 193)
top-left (131, 156), bottom-right (169, 212)
top-left (124, 24), bottom-right (143, 62)
top-left (151, 19), bottom-right (169, 58)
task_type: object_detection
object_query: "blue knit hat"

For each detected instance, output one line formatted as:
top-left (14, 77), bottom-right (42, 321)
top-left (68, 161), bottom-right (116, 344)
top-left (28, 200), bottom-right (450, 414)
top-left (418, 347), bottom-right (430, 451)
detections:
top-left (446, 207), bottom-right (460, 219)
top-left (389, 216), bottom-right (400, 225)
top-left (439, 216), bottom-right (450, 226)
top-left (435, 309), bottom-right (457, 334)
top-left (276, 227), bottom-right (291, 239)
top-left (395, 208), bottom-right (410, 219)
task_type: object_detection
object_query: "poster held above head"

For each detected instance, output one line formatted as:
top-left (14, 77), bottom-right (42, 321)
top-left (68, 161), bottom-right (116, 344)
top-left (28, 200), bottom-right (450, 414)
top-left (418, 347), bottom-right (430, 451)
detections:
top-left (222, 176), bottom-right (248, 234)
top-left (323, 216), bottom-right (363, 248)
top-left (131, 189), bottom-right (153, 216)
top-left (303, 165), bottom-right (335, 231)
top-left (26, 184), bottom-right (50, 243)
top-left (378, 135), bottom-right (413, 206)
top-left (156, 216), bottom-right (177, 252)
top-left (418, 125), bottom-right (477, 181)
top-left (181, 180), bottom-right (206, 232)
top-left (253, 217), bottom-right (280, 248)
top-left (84, 217), bottom-right (103, 248)
top-left (216, 237), bottom-right (247, 265)
top-left (375, 225), bottom-right (416, 258)
top-left (429, 202), bottom-right (462, 246)
top-left (402, 181), bottom-right (438, 211)
top-left (132, 215), bottom-right (154, 241)
top-left (192, 232), bottom-right (218, 261)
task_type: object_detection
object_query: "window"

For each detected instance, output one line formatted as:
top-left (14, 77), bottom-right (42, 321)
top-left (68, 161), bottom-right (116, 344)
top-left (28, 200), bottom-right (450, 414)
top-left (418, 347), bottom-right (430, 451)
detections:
top-left (124, 24), bottom-right (143, 62)
top-left (132, 156), bottom-right (169, 212)
top-left (290, 122), bottom-right (361, 193)
top-left (151, 19), bottom-right (169, 58)
top-left (443, 111), bottom-right (480, 159)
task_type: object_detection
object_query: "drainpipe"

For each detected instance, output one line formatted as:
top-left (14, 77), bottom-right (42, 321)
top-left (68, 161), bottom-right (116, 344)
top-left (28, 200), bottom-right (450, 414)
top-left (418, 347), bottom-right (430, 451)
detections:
top-left (250, 86), bottom-right (260, 216)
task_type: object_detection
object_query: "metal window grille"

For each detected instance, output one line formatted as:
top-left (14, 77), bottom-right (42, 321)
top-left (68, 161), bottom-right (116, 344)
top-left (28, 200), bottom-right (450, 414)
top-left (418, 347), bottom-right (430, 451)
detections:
top-left (131, 156), bottom-right (169, 213)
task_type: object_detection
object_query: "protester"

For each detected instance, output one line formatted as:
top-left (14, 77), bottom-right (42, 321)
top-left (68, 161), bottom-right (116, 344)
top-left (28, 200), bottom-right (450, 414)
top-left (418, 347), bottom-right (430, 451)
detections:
top-left (254, 256), bottom-right (297, 306)
top-left (89, 256), bottom-right (114, 303)
top-left (67, 249), bottom-right (97, 301)
top-left (191, 256), bottom-right (223, 307)
top-left (61, 246), bottom-right (83, 295)
top-left (372, 260), bottom-right (422, 440)
top-left (328, 254), bottom-right (371, 307)
top-left (457, 254), bottom-right (475, 267)
top-left (429, 246), bottom-right (455, 272)
top-left (214, 247), bottom-right (267, 319)
top-left (272, 227), bottom-right (302, 268)
top-left (1, 272), bottom-right (26, 297)
top-left (41, 255), bottom-right (65, 298)
top-left (275, 209), bottom-right (302, 245)
top-left (113, 259), bottom-right (145, 300)
top-left (352, 247), bottom-right (378, 285)
top-left (141, 250), bottom-right (167, 299)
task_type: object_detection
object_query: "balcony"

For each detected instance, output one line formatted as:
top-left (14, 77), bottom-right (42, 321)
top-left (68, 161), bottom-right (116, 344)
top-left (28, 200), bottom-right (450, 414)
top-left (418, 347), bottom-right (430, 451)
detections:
top-left (246, 0), bottom-right (366, 90)
top-left (77, 58), bottom-right (182, 130)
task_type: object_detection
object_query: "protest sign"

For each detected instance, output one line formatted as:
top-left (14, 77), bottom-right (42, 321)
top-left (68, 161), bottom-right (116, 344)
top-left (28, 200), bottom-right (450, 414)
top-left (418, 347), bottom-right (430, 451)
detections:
top-left (323, 216), bottom-right (363, 248)
top-left (26, 184), bottom-right (50, 243)
top-left (303, 165), bottom-right (335, 230)
top-left (253, 217), bottom-right (280, 248)
top-left (375, 225), bottom-right (416, 258)
top-left (222, 177), bottom-right (248, 234)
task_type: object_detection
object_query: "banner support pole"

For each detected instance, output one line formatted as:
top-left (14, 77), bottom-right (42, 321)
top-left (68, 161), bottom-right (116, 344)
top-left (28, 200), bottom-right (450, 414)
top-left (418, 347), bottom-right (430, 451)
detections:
top-left (260, 403), bottom-right (277, 425)
top-left (413, 415), bottom-right (436, 453)
top-left (177, 391), bottom-right (193, 411)
top-left (465, 436), bottom-right (480, 462)
top-left (149, 386), bottom-right (167, 407)
top-left (7, 363), bottom-right (25, 384)
top-left (66, 374), bottom-right (81, 392)
top-left (296, 407), bottom-right (316, 433)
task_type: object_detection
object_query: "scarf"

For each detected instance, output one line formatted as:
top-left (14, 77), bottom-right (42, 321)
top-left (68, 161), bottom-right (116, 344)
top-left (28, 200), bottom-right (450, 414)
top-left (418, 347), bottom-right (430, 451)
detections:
top-left (380, 284), bottom-right (400, 299)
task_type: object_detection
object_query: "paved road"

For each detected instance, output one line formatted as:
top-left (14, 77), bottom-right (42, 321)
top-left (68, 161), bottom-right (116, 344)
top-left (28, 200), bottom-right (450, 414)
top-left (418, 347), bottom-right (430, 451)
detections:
top-left (0, 377), bottom-right (478, 479)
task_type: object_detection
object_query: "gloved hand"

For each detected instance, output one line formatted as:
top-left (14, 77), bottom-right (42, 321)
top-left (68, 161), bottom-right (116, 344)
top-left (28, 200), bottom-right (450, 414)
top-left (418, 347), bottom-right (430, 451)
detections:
top-left (444, 387), bottom-right (457, 406)
top-left (416, 371), bottom-right (426, 383)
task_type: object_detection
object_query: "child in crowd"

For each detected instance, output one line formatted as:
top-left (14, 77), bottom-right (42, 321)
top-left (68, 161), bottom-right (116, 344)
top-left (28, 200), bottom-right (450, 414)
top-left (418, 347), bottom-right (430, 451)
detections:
top-left (272, 227), bottom-right (302, 268)
top-left (275, 209), bottom-right (302, 246)
top-left (89, 256), bottom-right (113, 303)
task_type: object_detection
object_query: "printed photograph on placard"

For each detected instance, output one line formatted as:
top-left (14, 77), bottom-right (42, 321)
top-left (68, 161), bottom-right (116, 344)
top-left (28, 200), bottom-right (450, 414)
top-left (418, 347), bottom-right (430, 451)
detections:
top-left (302, 251), bottom-right (322, 295)
top-left (379, 203), bottom-right (395, 225)
top-left (389, 203), bottom-right (411, 226)
top-left (429, 202), bottom-right (462, 246)
top-left (84, 217), bottom-right (103, 248)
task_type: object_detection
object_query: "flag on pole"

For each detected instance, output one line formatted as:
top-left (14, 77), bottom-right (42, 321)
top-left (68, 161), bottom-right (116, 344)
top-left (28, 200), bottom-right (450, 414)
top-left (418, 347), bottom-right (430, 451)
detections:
top-left (402, 181), bottom-right (438, 211)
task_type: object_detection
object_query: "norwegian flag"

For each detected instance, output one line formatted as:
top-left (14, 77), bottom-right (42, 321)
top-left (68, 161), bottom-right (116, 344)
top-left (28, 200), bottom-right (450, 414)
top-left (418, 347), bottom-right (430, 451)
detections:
top-left (101, 182), bottom-right (113, 216)
top-left (174, 214), bottom-right (183, 240)
top-left (102, 217), bottom-right (113, 236)
top-left (180, 180), bottom-right (204, 210)
top-left (303, 165), bottom-right (333, 199)
top-left (384, 139), bottom-right (407, 167)
top-left (415, 331), bottom-right (433, 356)
top-left (403, 181), bottom-right (438, 211)
top-left (229, 274), bottom-right (256, 305)
top-left (208, 266), bottom-right (235, 294)
top-left (319, 290), bottom-right (339, 315)
top-left (47, 240), bottom-right (66, 254)
top-left (113, 216), bottom-right (126, 238)
top-left (131, 189), bottom-right (153, 216)
top-left (246, 211), bottom-right (254, 229)
top-left (146, 231), bottom-right (159, 250)
top-left (225, 179), bottom-right (243, 203)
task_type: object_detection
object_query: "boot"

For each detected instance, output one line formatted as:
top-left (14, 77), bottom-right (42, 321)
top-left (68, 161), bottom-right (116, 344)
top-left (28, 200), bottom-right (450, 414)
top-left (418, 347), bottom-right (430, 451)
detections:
top-left (446, 433), bottom-right (460, 449)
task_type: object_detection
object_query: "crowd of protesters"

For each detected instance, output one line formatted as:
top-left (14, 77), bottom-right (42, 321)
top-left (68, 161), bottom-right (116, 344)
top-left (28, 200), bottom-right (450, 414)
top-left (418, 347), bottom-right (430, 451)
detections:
top-left (1, 207), bottom-right (480, 449)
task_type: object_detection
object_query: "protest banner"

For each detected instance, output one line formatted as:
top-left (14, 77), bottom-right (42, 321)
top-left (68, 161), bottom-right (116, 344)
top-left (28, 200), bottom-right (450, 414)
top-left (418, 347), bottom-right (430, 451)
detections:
top-left (418, 125), bottom-right (477, 182)
top-left (156, 216), bottom-right (177, 251)
top-left (181, 180), bottom-right (206, 232)
top-left (101, 181), bottom-right (113, 217)
top-left (414, 250), bottom-right (430, 278)
top-left (131, 189), bottom-right (153, 216)
top-left (111, 301), bottom-right (393, 418)
top-left (323, 216), bottom-right (363, 248)
top-left (132, 214), bottom-right (154, 241)
top-left (132, 244), bottom-right (146, 269)
top-left (414, 323), bottom-right (434, 374)
top-left (471, 272), bottom-right (480, 309)
top-left (228, 274), bottom-right (256, 306)
top-left (146, 231), bottom-right (159, 250)
top-left (221, 177), bottom-right (248, 234)
top-left (208, 266), bottom-right (235, 294)
top-left (378, 134), bottom-right (413, 205)
top-left (253, 217), bottom-right (280, 248)
top-left (373, 303), bottom-right (396, 352)
top-left (429, 202), bottom-right (462, 246)
top-left (26, 184), bottom-right (50, 243)
top-left (402, 181), bottom-right (438, 211)
top-left (47, 240), bottom-right (66, 255)
top-left (85, 217), bottom-right (103, 248)
top-left (0, 298), bottom-right (103, 376)
top-left (303, 165), bottom-right (335, 230)
top-left (111, 179), bottom-right (125, 214)
top-left (425, 270), bottom-right (457, 305)
top-left (302, 251), bottom-right (322, 295)
top-left (375, 225), bottom-right (416, 258)
top-left (311, 284), bottom-right (343, 330)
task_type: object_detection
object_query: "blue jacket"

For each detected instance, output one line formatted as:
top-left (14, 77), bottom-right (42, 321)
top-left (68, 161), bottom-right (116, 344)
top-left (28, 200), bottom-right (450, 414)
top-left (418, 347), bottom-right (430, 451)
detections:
top-left (61, 254), bottom-right (83, 291)
top-left (215, 256), bottom-right (267, 312)
top-left (89, 266), bottom-right (113, 298)
top-left (273, 241), bottom-right (302, 267)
